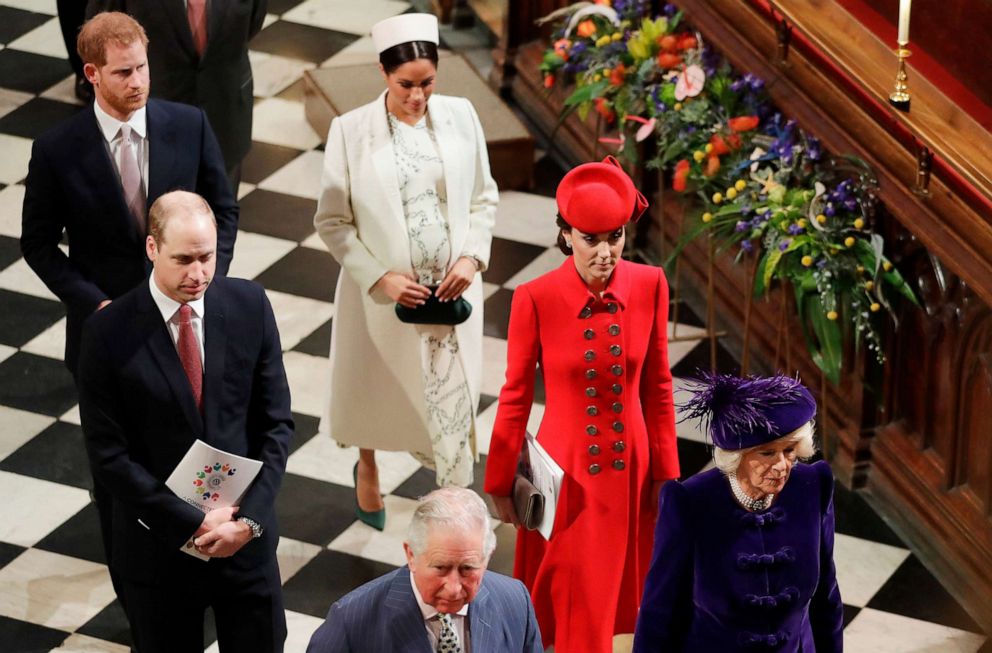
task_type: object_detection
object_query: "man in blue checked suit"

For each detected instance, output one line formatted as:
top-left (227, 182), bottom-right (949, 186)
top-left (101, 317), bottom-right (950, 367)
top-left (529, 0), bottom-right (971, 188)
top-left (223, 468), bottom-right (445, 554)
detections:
top-left (307, 488), bottom-right (542, 653)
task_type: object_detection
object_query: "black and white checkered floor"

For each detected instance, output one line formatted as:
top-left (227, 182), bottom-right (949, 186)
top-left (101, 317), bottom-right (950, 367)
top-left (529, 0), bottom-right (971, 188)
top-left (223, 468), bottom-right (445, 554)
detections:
top-left (0, 1), bottom-right (987, 651)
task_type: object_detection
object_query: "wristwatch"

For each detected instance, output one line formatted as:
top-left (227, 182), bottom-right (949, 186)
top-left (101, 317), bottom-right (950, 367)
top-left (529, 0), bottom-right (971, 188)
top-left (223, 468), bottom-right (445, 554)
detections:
top-left (237, 516), bottom-right (264, 539)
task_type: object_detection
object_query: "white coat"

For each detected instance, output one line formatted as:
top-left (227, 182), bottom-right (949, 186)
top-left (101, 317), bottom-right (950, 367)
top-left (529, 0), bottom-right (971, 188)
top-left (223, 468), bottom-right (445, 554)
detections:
top-left (314, 91), bottom-right (498, 456)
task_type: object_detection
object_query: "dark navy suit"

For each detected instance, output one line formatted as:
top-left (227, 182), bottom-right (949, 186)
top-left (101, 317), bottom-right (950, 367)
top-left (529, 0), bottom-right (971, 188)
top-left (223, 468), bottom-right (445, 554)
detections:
top-left (77, 276), bottom-right (292, 652)
top-left (307, 567), bottom-right (543, 653)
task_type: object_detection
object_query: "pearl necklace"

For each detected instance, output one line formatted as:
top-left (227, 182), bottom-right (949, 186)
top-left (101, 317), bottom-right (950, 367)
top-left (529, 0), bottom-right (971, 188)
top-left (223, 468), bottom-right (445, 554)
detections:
top-left (729, 473), bottom-right (774, 512)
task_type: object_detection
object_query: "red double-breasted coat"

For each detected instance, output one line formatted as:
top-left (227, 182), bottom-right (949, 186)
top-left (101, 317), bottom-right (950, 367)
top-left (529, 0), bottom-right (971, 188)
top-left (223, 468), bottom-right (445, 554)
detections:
top-left (484, 257), bottom-right (680, 653)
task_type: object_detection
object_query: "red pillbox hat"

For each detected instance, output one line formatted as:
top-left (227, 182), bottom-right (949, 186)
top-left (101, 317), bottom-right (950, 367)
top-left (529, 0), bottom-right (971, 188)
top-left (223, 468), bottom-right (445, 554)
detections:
top-left (556, 156), bottom-right (648, 233)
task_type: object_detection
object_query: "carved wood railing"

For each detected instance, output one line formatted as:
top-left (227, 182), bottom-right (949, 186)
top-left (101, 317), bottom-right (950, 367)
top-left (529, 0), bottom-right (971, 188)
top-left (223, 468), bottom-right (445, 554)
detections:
top-left (494, 0), bottom-right (992, 633)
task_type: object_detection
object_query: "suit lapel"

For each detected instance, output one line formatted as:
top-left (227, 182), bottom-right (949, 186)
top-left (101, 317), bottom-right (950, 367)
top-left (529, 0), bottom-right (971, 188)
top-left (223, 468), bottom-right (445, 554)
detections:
top-left (147, 100), bottom-right (177, 206)
top-left (163, 0), bottom-right (198, 59)
top-left (467, 580), bottom-right (493, 652)
top-left (75, 110), bottom-right (142, 245)
top-left (427, 98), bottom-right (466, 265)
top-left (201, 284), bottom-right (226, 437)
top-left (138, 284), bottom-right (204, 435)
top-left (384, 568), bottom-right (434, 653)
top-left (370, 91), bottom-right (410, 239)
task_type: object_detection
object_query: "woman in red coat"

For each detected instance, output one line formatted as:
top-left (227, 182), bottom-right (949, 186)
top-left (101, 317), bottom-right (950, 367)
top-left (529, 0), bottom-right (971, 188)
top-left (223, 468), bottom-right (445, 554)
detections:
top-left (485, 157), bottom-right (680, 652)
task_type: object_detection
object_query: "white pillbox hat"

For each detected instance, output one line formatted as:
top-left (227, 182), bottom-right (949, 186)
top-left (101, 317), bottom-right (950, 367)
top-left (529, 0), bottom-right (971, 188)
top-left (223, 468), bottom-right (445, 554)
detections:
top-left (371, 13), bottom-right (440, 54)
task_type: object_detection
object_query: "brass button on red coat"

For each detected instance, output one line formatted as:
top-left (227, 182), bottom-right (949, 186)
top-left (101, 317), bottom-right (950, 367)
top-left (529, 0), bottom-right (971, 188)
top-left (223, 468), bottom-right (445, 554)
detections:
top-left (589, 463), bottom-right (602, 475)
top-left (583, 329), bottom-right (595, 340)
top-left (612, 421), bottom-right (624, 433)
top-left (610, 344), bottom-right (622, 356)
top-left (586, 425), bottom-right (599, 435)
top-left (584, 350), bottom-right (595, 361)
top-left (612, 459), bottom-right (625, 471)
top-left (611, 364), bottom-right (623, 376)
top-left (586, 369), bottom-right (598, 379)
top-left (608, 324), bottom-right (621, 336)
top-left (611, 383), bottom-right (622, 394)
top-left (586, 387), bottom-right (597, 397)
top-left (588, 444), bottom-right (601, 455)
top-left (607, 303), bottom-right (618, 314)
top-left (612, 402), bottom-right (623, 413)
top-left (612, 440), bottom-right (626, 452)
top-left (586, 406), bottom-right (599, 416)
top-left (580, 306), bottom-right (593, 319)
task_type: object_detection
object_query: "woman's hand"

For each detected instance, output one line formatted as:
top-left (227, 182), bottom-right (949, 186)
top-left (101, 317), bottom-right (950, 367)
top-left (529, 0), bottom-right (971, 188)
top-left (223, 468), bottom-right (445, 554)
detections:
top-left (373, 272), bottom-right (431, 308)
top-left (435, 256), bottom-right (477, 302)
top-left (491, 494), bottom-right (520, 527)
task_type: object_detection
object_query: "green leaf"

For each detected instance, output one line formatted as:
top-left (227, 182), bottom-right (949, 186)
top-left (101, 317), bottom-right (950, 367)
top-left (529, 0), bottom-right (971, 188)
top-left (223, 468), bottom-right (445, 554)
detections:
top-left (805, 294), bottom-right (843, 384)
top-left (753, 251), bottom-right (771, 297)
top-left (883, 265), bottom-right (919, 306)
top-left (564, 80), bottom-right (609, 107)
top-left (577, 101), bottom-right (591, 121)
top-left (762, 248), bottom-right (783, 290)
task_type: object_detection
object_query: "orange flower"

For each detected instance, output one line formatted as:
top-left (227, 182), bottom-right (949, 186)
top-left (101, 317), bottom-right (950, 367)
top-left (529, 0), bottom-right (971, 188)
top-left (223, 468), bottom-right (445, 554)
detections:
top-left (728, 115), bottom-right (760, 132)
top-left (709, 134), bottom-right (731, 156)
top-left (594, 0), bottom-right (612, 5)
top-left (658, 34), bottom-right (679, 52)
top-left (594, 97), bottom-right (616, 123)
top-left (726, 133), bottom-right (743, 150)
top-left (576, 20), bottom-right (596, 38)
top-left (544, 74), bottom-right (555, 89)
top-left (677, 34), bottom-right (698, 50)
top-left (657, 52), bottom-right (683, 68)
top-left (553, 38), bottom-right (571, 60)
top-left (609, 63), bottom-right (627, 86)
top-left (672, 159), bottom-right (690, 192)
top-left (704, 154), bottom-right (721, 177)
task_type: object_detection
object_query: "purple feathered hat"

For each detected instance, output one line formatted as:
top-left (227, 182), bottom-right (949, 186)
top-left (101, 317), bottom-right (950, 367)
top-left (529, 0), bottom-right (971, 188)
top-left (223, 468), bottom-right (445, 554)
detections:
top-left (679, 372), bottom-right (817, 451)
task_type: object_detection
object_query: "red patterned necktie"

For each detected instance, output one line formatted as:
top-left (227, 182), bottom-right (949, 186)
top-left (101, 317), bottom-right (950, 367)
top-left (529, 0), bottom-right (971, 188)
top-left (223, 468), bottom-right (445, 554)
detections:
top-left (177, 304), bottom-right (203, 412)
top-left (187, 0), bottom-right (208, 57)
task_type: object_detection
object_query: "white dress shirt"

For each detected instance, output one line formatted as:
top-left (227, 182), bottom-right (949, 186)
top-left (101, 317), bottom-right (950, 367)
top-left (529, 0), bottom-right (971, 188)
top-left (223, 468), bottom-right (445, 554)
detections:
top-left (94, 101), bottom-right (149, 197)
top-left (410, 572), bottom-right (470, 652)
top-left (149, 276), bottom-right (205, 365)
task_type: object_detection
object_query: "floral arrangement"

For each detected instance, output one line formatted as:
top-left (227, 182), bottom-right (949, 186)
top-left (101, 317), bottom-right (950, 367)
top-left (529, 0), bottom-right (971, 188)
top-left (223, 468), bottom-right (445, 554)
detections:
top-left (541, 1), bottom-right (918, 383)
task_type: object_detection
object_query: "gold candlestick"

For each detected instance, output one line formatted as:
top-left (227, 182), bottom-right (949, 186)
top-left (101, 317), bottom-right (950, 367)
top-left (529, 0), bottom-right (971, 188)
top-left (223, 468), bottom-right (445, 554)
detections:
top-left (889, 44), bottom-right (911, 112)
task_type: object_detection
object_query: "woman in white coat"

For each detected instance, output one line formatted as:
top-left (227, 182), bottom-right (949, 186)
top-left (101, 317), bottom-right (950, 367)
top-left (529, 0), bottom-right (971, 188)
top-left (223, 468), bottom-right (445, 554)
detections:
top-left (314, 13), bottom-right (498, 529)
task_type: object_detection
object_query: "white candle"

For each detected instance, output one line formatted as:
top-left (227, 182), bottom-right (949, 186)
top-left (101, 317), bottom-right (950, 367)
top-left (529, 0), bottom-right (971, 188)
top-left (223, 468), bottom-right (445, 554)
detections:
top-left (897, 0), bottom-right (912, 44)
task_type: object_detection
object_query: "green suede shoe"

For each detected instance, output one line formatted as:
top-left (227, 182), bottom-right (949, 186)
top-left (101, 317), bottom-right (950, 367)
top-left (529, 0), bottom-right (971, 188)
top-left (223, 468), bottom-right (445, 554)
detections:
top-left (353, 461), bottom-right (386, 531)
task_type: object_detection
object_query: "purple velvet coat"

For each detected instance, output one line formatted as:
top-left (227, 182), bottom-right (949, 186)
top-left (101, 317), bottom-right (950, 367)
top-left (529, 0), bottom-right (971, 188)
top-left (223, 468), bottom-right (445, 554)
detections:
top-left (633, 461), bottom-right (844, 652)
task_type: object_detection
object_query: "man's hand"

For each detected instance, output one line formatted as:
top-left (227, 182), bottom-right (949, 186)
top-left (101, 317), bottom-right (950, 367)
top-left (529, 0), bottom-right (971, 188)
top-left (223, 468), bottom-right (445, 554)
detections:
top-left (193, 506), bottom-right (238, 538)
top-left (372, 272), bottom-right (431, 308)
top-left (435, 257), bottom-right (477, 302)
top-left (194, 520), bottom-right (253, 558)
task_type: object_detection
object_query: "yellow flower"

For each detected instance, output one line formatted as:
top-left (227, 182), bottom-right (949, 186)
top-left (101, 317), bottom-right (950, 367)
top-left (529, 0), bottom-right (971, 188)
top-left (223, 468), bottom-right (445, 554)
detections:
top-left (726, 187), bottom-right (738, 200)
top-left (882, 261), bottom-right (893, 271)
top-left (674, 102), bottom-right (683, 111)
top-left (611, 32), bottom-right (623, 41)
top-left (816, 214), bottom-right (827, 224)
top-left (596, 35), bottom-right (612, 47)
top-left (870, 303), bottom-right (881, 312)
top-left (864, 280), bottom-right (875, 291)
top-left (844, 236), bottom-right (856, 247)
top-left (693, 150), bottom-right (706, 162)
top-left (702, 212), bottom-right (713, 223)
top-left (734, 179), bottom-right (747, 192)
top-left (826, 310), bottom-right (838, 321)
top-left (601, 67), bottom-right (612, 76)
top-left (856, 264), bottom-right (865, 273)
top-left (593, 73), bottom-right (602, 82)
top-left (853, 218), bottom-right (865, 229)
top-left (712, 192), bottom-right (723, 204)
top-left (705, 143), bottom-right (714, 154)
top-left (801, 255), bottom-right (813, 267)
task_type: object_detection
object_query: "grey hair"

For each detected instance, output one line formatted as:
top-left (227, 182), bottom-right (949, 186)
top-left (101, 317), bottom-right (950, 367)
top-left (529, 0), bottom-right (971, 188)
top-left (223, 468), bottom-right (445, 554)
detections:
top-left (406, 487), bottom-right (497, 559)
top-left (713, 420), bottom-right (817, 476)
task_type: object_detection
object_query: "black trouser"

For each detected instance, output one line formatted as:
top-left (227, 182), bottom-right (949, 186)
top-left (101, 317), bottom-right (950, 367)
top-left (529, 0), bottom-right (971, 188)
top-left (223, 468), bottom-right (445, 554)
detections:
top-left (56, 0), bottom-right (87, 78)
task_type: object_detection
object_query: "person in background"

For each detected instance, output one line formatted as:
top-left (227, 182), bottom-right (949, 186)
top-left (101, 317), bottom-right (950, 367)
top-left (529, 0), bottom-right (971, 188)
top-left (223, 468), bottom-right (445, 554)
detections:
top-left (307, 487), bottom-right (542, 653)
top-left (57, 0), bottom-right (92, 100)
top-left (633, 372), bottom-right (844, 652)
top-left (314, 13), bottom-right (497, 530)
top-left (485, 156), bottom-right (680, 652)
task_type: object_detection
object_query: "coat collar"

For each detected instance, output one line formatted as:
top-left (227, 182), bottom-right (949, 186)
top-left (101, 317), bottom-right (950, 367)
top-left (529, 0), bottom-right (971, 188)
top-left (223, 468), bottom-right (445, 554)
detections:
top-left (553, 256), bottom-right (632, 317)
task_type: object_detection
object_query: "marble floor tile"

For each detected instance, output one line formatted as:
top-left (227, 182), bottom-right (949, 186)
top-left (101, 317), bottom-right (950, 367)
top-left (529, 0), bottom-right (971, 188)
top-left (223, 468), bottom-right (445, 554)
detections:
top-left (843, 608), bottom-right (986, 652)
top-left (833, 532), bottom-right (912, 607)
top-left (0, 49), bottom-right (69, 94)
top-left (0, 86), bottom-right (32, 120)
top-left (327, 494), bottom-right (420, 567)
top-left (251, 97), bottom-right (321, 151)
top-left (492, 191), bottom-right (559, 247)
top-left (473, 396), bottom-right (545, 457)
top-left (672, 377), bottom-right (709, 444)
top-left (257, 149), bottom-right (325, 201)
top-left (281, 350), bottom-right (331, 418)
top-left (60, 405), bottom-right (80, 426)
top-left (298, 231), bottom-right (325, 251)
top-left (320, 36), bottom-right (378, 68)
top-left (0, 471), bottom-right (90, 546)
top-left (0, 614), bottom-right (68, 651)
top-left (0, 289), bottom-right (63, 348)
top-left (283, 610), bottom-right (326, 653)
top-left (0, 547), bottom-right (115, 631)
top-left (276, 536), bottom-right (323, 584)
top-left (285, 433), bottom-right (422, 494)
top-left (242, 141), bottom-right (305, 185)
top-left (248, 50), bottom-right (315, 98)
top-left (0, 6), bottom-right (51, 47)
top-left (0, 0), bottom-right (57, 16)
top-left (6, 17), bottom-right (65, 59)
top-left (0, 182), bottom-right (25, 238)
top-left (0, 132), bottom-right (31, 184)
top-left (19, 317), bottom-right (65, 361)
top-left (251, 20), bottom-right (358, 65)
top-left (0, 405), bottom-right (55, 462)
top-left (282, 0), bottom-right (410, 36)
top-left (0, 343), bottom-right (15, 365)
top-left (480, 335), bottom-right (508, 398)
top-left (667, 322), bottom-right (709, 369)
top-left (38, 74), bottom-right (83, 107)
top-left (50, 633), bottom-right (129, 653)
top-left (236, 182), bottom-right (255, 200)
top-left (0, 258), bottom-right (58, 301)
top-left (502, 246), bottom-right (564, 290)
top-left (228, 230), bottom-right (298, 281)
top-left (482, 281), bottom-right (500, 300)
top-left (263, 288), bottom-right (335, 351)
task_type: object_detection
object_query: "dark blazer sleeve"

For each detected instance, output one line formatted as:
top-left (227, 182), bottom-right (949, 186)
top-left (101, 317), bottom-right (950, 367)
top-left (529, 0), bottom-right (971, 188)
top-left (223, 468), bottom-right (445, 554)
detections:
top-left (77, 314), bottom-right (205, 550)
top-left (306, 601), bottom-right (352, 653)
top-left (234, 284), bottom-right (293, 525)
top-left (633, 480), bottom-right (694, 652)
top-left (193, 107), bottom-right (238, 276)
top-left (518, 579), bottom-right (543, 653)
top-left (810, 461), bottom-right (845, 652)
top-left (250, 0), bottom-right (267, 37)
top-left (21, 138), bottom-right (108, 314)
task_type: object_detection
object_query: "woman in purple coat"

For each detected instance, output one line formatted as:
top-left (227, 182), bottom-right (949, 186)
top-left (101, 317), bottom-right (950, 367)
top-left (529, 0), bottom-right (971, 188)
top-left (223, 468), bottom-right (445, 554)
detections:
top-left (633, 373), bottom-right (844, 652)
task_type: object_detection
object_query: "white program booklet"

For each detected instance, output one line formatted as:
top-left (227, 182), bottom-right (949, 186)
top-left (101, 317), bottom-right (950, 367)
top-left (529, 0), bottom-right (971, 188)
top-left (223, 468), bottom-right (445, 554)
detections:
top-left (164, 439), bottom-right (263, 560)
top-left (525, 432), bottom-right (565, 540)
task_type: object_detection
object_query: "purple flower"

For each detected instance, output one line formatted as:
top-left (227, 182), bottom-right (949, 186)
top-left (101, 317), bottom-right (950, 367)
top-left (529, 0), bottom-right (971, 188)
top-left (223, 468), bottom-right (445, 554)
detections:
top-left (735, 221), bottom-right (749, 232)
top-left (788, 224), bottom-right (804, 235)
top-left (749, 76), bottom-right (765, 92)
top-left (663, 3), bottom-right (678, 17)
top-left (778, 240), bottom-right (791, 251)
top-left (731, 78), bottom-right (747, 93)
top-left (761, 210), bottom-right (772, 221)
top-left (741, 240), bottom-right (754, 253)
top-left (816, 258), bottom-right (828, 269)
top-left (824, 203), bottom-right (836, 217)
top-left (806, 136), bottom-right (822, 161)
top-left (844, 198), bottom-right (858, 212)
